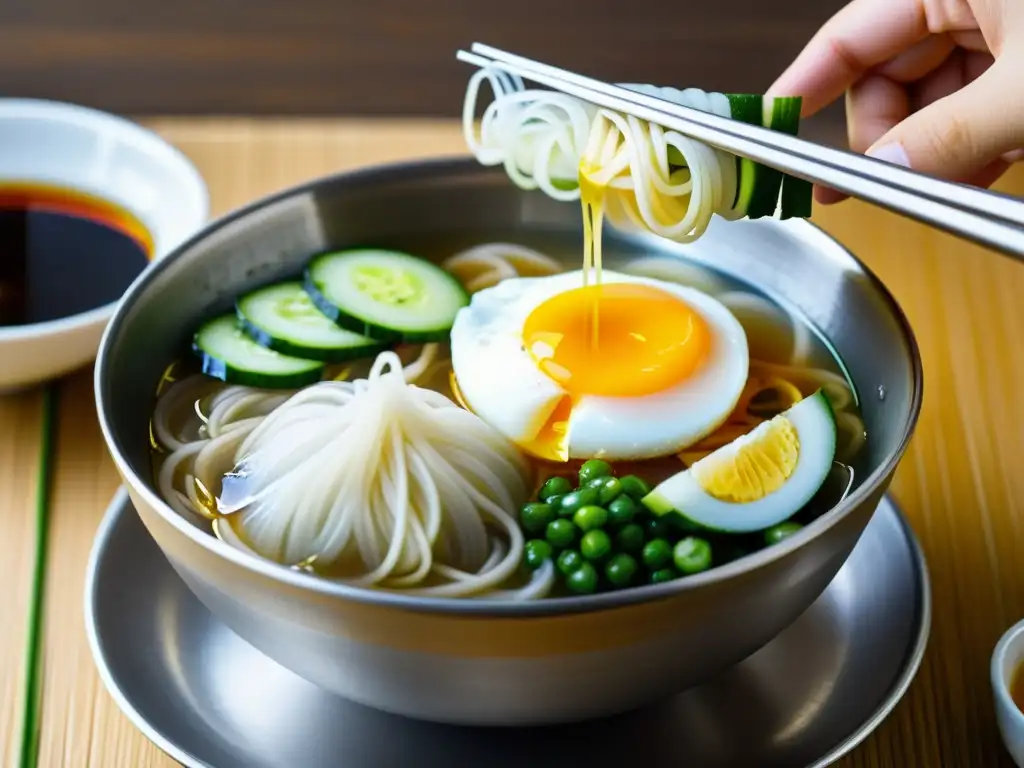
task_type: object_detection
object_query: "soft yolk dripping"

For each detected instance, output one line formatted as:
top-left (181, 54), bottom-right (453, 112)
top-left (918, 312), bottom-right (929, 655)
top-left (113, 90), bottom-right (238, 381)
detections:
top-left (519, 283), bottom-right (711, 461)
top-left (452, 163), bottom-right (708, 464)
top-left (525, 283), bottom-right (710, 397)
top-left (579, 165), bottom-right (605, 290)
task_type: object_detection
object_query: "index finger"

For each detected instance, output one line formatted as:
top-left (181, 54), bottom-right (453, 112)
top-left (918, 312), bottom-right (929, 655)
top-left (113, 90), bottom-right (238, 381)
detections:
top-left (767, 0), bottom-right (929, 116)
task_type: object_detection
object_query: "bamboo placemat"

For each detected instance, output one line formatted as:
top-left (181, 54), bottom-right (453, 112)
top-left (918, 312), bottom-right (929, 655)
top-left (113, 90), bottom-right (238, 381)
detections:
top-left (1, 117), bottom-right (1023, 767)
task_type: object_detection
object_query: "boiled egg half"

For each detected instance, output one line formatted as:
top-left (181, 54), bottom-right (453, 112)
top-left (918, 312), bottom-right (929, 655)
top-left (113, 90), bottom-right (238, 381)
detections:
top-left (449, 270), bottom-right (749, 461)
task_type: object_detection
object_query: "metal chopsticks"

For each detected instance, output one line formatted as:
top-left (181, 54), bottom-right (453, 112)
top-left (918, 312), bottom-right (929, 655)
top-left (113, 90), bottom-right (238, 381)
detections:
top-left (457, 43), bottom-right (1024, 260)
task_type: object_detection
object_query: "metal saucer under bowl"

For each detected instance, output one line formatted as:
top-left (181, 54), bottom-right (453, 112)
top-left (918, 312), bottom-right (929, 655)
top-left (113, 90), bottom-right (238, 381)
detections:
top-left (85, 489), bottom-right (930, 768)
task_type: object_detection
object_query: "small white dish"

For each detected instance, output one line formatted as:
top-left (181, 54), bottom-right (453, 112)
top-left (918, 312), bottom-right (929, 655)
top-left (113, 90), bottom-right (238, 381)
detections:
top-left (992, 618), bottom-right (1024, 766)
top-left (0, 98), bottom-right (208, 391)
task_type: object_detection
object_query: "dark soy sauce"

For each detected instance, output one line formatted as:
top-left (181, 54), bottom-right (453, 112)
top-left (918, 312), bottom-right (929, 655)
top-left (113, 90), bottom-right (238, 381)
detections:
top-left (0, 182), bottom-right (154, 326)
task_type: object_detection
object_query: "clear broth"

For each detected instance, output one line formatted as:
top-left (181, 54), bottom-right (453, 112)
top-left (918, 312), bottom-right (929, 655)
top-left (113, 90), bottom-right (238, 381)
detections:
top-left (150, 236), bottom-right (867, 577)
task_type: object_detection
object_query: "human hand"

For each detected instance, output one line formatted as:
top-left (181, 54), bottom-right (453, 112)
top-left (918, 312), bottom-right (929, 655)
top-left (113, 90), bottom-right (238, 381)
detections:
top-left (768, 0), bottom-right (1024, 203)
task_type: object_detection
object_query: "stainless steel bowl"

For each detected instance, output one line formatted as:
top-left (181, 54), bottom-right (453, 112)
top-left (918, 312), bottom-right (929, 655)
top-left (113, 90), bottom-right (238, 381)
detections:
top-left (94, 157), bottom-right (922, 727)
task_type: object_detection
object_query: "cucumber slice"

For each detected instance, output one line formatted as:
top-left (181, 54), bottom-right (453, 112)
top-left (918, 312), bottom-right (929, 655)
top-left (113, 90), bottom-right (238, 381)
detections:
top-left (237, 282), bottom-right (385, 363)
top-left (641, 390), bottom-right (836, 533)
top-left (193, 314), bottom-right (324, 389)
top-left (304, 249), bottom-right (469, 343)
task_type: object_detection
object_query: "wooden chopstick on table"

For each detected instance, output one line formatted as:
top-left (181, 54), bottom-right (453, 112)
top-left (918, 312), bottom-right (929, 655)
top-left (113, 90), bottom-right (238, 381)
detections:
top-left (458, 43), bottom-right (1024, 260)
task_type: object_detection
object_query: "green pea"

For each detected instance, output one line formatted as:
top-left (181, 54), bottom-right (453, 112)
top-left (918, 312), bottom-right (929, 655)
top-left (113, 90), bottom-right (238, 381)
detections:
top-left (764, 521), bottom-right (803, 546)
top-left (604, 553), bottom-right (639, 588)
top-left (545, 519), bottom-right (577, 549)
top-left (650, 567), bottom-right (679, 584)
top-left (643, 516), bottom-right (673, 541)
top-left (607, 494), bottom-right (637, 525)
top-left (566, 562), bottom-right (599, 594)
top-left (581, 529), bottom-right (612, 561)
top-left (615, 523), bottom-right (645, 555)
top-left (578, 459), bottom-right (613, 486)
top-left (519, 502), bottom-right (555, 533)
top-left (556, 549), bottom-right (584, 575)
top-left (674, 537), bottom-right (713, 575)
top-left (619, 474), bottom-right (652, 500)
top-left (539, 476), bottom-right (573, 502)
top-left (573, 504), bottom-right (609, 532)
top-left (524, 539), bottom-right (553, 569)
top-left (595, 477), bottom-right (624, 505)
top-left (642, 538), bottom-right (673, 569)
top-left (558, 487), bottom-right (600, 517)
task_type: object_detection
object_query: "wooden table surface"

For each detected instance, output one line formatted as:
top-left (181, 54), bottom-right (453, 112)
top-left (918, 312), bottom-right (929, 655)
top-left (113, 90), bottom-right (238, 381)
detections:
top-left (2, 117), bottom-right (1023, 767)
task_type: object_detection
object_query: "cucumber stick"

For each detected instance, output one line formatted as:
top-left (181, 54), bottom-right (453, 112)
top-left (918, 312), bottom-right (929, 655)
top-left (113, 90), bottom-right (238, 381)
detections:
top-left (771, 96), bottom-right (814, 219)
top-left (725, 94), bottom-right (813, 220)
top-left (780, 172), bottom-right (814, 219)
top-left (304, 249), bottom-right (469, 343)
top-left (724, 94), bottom-right (767, 215)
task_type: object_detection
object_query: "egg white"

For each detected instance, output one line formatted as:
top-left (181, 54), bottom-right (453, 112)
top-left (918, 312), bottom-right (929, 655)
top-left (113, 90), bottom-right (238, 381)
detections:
top-left (449, 270), bottom-right (749, 461)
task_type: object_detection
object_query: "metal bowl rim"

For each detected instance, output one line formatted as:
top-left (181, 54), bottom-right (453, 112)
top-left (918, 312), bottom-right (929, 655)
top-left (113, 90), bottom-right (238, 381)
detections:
top-left (94, 155), bottom-right (924, 617)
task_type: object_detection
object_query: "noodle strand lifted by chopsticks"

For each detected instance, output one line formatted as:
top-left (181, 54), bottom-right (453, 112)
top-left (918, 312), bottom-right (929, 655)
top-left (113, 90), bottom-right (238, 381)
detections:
top-left (462, 67), bottom-right (744, 244)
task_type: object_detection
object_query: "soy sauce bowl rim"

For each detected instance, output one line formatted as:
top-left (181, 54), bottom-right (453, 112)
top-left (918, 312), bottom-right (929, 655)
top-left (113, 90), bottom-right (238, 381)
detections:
top-left (992, 618), bottom-right (1024, 728)
top-left (95, 156), bottom-right (924, 617)
top-left (0, 97), bottom-right (209, 342)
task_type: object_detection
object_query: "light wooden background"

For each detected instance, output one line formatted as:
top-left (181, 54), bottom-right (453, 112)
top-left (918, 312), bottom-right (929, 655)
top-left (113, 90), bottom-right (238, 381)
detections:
top-left (1, 118), bottom-right (1023, 766)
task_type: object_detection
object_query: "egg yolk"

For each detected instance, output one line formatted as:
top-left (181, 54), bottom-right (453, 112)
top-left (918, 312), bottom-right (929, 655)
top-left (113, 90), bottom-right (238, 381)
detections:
top-left (523, 283), bottom-right (711, 398)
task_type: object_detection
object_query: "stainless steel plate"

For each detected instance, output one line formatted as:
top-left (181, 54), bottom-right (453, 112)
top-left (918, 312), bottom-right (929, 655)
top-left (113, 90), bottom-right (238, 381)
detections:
top-left (86, 489), bottom-right (930, 768)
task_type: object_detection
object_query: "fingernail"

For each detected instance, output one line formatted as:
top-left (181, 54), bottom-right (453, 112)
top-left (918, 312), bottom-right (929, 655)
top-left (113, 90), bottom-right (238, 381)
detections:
top-left (867, 142), bottom-right (911, 168)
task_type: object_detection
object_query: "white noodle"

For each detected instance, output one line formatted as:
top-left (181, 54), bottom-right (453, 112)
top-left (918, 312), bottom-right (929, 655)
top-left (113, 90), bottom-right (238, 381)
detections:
top-left (152, 347), bottom-right (535, 598)
top-left (443, 242), bottom-right (564, 293)
top-left (462, 66), bottom-right (743, 244)
top-left (716, 291), bottom-right (815, 366)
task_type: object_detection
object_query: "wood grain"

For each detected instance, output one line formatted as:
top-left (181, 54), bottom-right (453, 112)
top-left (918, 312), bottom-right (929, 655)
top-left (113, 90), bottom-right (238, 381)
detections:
top-left (0, 0), bottom-right (845, 117)
top-left (0, 117), bottom-right (1022, 766)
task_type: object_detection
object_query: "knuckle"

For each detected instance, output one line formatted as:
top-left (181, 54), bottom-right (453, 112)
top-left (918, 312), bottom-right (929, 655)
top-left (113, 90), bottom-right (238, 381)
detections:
top-left (921, 0), bottom-right (977, 34)
top-left (824, 35), bottom-right (864, 80)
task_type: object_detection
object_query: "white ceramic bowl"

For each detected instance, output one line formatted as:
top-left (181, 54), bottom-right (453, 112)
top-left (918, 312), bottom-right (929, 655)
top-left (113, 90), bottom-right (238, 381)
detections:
top-left (0, 98), bottom-right (208, 391)
top-left (992, 618), bottom-right (1024, 766)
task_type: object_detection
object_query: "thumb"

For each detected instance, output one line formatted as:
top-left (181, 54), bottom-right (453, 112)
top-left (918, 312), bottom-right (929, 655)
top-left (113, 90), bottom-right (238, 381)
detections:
top-left (865, 59), bottom-right (1024, 183)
